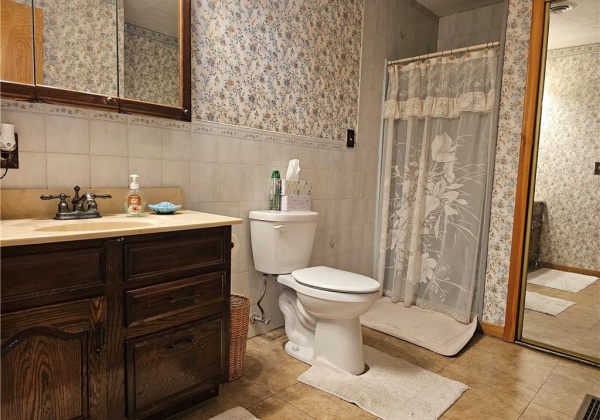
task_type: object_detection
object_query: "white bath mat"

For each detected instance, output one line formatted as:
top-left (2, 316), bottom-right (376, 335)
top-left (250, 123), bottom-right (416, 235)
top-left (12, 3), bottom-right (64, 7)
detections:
top-left (528, 268), bottom-right (598, 293)
top-left (209, 407), bottom-right (258, 420)
top-left (361, 297), bottom-right (477, 356)
top-left (525, 291), bottom-right (576, 316)
top-left (298, 345), bottom-right (469, 420)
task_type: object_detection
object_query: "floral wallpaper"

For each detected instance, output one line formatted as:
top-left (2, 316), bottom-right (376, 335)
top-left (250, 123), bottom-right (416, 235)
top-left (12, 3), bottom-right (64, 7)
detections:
top-left (32, 0), bottom-right (122, 94)
top-left (124, 23), bottom-right (179, 106)
top-left (482, 0), bottom-right (531, 326)
top-left (534, 44), bottom-right (600, 272)
top-left (192, 0), bottom-right (363, 142)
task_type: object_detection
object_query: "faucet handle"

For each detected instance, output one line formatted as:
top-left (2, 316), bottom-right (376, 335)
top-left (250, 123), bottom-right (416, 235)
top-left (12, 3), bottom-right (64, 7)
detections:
top-left (94, 194), bottom-right (112, 199)
top-left (40, 193), bottom-right (71, 215)
top-left (40, 193), bottom-right (70, 201)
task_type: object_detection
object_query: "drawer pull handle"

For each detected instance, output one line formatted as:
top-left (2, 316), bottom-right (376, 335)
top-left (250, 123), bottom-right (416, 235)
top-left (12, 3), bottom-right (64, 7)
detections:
top-left (168, 336), bottom-right (194, 351)
top-left (167, 291), bottom-right (198, 304)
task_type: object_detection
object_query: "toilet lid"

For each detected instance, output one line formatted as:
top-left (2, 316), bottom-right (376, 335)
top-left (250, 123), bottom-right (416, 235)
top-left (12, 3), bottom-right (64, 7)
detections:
top-left (292, 266), bottom-right (380, 293)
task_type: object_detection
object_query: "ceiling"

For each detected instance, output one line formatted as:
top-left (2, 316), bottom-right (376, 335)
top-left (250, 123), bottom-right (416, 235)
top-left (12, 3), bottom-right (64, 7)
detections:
top-left (415, 0), bottom-right (504, 17)
top-left (547, 0), bottom-right (600, 49)
top-left (416, 0), bottom-right (599, 50)
top-left (124, 0), bottom-right (179, 38)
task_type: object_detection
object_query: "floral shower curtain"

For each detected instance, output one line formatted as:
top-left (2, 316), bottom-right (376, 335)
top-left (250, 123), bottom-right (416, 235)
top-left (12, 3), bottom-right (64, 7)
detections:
top-left (376, 48), bottom-right (499, 324)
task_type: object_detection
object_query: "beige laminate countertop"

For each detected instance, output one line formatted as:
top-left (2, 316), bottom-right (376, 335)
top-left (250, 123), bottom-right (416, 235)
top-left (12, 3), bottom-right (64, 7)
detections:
top-left (0, 210), bottom-right (242, 247)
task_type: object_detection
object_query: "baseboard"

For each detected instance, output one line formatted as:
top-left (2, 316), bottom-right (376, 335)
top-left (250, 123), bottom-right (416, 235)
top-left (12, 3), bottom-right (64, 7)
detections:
top-left (481, 321), bottom-right (504, 339)
top-left (539, 262), bottom-right (600, 277)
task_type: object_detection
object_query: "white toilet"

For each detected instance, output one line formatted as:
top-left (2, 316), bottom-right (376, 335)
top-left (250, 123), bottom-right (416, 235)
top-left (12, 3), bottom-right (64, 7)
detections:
top-left (249, 210), bottom-right (380, 375)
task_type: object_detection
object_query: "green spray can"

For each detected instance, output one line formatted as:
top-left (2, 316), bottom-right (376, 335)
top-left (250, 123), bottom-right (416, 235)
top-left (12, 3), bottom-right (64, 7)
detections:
top-left (269, 170), bottom-right (281, 210)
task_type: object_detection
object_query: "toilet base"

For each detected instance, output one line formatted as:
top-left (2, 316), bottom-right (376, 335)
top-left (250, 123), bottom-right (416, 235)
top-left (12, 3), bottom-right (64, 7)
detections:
top-left (313, 317), bottom-right (366, 375)
top-left (283, 340), bottom-right (314, 365)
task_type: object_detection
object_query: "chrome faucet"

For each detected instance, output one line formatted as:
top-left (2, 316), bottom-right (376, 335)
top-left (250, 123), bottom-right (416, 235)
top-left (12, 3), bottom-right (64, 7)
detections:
top-left (41, 186), bottom-right (112, 220)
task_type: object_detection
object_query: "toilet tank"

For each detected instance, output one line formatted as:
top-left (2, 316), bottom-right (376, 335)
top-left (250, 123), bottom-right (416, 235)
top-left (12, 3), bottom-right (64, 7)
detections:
top-left (249, 210), bottom-right (318, 274)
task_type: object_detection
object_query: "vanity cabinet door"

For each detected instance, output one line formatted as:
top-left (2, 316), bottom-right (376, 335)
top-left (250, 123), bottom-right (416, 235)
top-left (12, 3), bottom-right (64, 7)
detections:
top-left (125, 316), bottom-right (225, 418)
top-left (1, 297), bottom-right (107, 420)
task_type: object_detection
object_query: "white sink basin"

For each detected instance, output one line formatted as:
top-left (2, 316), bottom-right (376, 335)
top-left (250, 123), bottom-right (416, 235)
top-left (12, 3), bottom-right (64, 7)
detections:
top-left (35, 221), bottom-right (154, 232)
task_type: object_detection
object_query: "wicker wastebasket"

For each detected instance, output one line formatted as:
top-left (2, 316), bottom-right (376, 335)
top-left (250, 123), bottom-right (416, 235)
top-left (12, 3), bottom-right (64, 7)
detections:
top-left (229, 294), bottom-right (252, 381)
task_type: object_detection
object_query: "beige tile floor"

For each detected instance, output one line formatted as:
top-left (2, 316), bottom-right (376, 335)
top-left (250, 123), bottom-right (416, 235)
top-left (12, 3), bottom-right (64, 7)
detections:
top-left (523, 279), bottom-right (599, 360)
top-left (172, 327), bottom-right (600, 420)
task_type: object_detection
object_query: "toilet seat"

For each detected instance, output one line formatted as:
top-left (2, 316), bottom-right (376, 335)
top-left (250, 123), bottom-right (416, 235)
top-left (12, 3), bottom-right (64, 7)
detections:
top-left (292, 266), bottom-right (380, 294)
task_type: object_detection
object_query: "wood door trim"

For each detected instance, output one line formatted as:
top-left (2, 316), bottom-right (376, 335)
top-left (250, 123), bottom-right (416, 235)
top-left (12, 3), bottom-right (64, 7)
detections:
top-left (503, 0), bottom-right (547, 342)
top-left (481, 321), bottom-right (504, 339)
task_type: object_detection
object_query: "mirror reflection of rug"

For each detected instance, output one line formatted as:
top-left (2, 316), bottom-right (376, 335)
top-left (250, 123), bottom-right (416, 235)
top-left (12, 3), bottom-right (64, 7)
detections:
top-left (525, 291), bottom-right (575, 316)
top-left (528, 269), bottom-right (598, 293)
top-left (299, 345), bottom-right (469, 420)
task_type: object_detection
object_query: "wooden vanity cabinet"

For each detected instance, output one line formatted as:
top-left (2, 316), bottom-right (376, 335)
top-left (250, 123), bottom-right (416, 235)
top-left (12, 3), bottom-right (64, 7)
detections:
top-left (0, 226), bottom-right (232, 420)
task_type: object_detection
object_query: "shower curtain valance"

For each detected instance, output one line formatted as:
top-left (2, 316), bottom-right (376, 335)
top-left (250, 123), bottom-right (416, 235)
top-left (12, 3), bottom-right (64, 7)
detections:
top-left (383, 48), bottom-right (498, 120)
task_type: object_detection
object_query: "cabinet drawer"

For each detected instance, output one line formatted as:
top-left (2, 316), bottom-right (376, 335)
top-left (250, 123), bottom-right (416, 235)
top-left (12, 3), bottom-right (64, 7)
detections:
top-left (125, 317), bottom-right (225, 416)
top-left (124, 230), bottom-right (226, 283)
top-left (1, 247), bottom-right (106, 308)
top-left (125, 271), bottom-right (225, 327)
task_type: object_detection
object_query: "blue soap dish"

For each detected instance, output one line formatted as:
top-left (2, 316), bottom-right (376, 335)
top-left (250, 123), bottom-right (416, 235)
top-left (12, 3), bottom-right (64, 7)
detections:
top-left (148, 202), bottom-right (182, 215)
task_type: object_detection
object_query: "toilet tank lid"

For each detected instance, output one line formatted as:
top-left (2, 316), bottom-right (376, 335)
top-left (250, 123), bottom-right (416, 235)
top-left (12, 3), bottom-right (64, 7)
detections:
top-left (292, 266), bottom-right (381, 293)
top-left (249, 210), bottom-right (319, 222)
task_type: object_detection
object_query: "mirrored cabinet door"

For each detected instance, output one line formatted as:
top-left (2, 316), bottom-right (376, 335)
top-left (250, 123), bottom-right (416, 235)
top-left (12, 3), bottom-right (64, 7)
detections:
top-left (121, 0), bottom-right (180, 106)
top-left (33, 0), bottom-right (119, 96)
top-left (0, 0), bottom-right (190, 120)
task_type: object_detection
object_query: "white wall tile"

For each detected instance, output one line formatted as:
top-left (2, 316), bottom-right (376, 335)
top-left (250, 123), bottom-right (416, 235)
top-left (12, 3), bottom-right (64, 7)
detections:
top-left (218, 136), bottom-right (241, 164)
top-left (162, 160), bottom-right (191, 201)
top-left (0, 152), bottom-right (46, 188)
top-left (89, 120), bottom-right (128, 156)
top-left (262, 141), bottom-right (281, 167)
top-left (340, 198), bottom-right (354, 226)
top-left (218, 164), bottom-right (242, 202)
top-left (162, 128), bottom-right (191, 161)
top-left (312, 169), bottom-right (329, 199)
top-left (327, 170), bottom-right (343, 199)
top-left (311, 228), bottom-right (327, 259)
top-left (341, 171), bottom-right (354, 199)
top-left (90, 155), bottom-right (128, 188)
top-left (240, 200), bottom-right (261, 237)
top-left (128, 158), bottom-right (162, 187)
top-left (338, 226), bottom-right (353, 254)
top-left (2, 110), bottom-right (46, 152)
top-left (241, 139), bottom-right (262, 165)
top-left (47, 153), bottom-right (90, 188)
top-left (128, 124), bottom-right (161, 159)
top-left (326, 199), bottom-right (340, 227)
top-left (191, 162), bottom-right (217, 202)
top-left (241, 165), bottom-right (264, 202)
top-left (237, 236), bottom-right (254, 272)
top-left (314, 148), bottom-right (329, 169)
top-left (191, 132), bottom-right (218, 162)
top-left (190, 201), bottom-right (218, 214)
top-left (311, 199), bottom-right (327, 228)
top-left (328, 149), bottom-right (344, 171)
top-left (281, 144), bottom-right (299, 166)
top-left (326, 227), bottom-right (339, 256)
top-left (298, 146), bottom-right (315, 169)
top-left (46, 115), bottom-right (89, 154)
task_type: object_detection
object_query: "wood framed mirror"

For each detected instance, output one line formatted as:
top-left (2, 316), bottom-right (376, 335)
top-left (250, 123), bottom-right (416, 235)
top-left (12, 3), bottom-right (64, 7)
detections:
top-left (0, 0), bottom-right (191, 121)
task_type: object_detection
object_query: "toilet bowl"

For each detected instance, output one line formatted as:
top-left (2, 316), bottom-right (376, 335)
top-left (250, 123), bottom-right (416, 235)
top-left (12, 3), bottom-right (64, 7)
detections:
top-left (249, 210), bottom-right (381, 375)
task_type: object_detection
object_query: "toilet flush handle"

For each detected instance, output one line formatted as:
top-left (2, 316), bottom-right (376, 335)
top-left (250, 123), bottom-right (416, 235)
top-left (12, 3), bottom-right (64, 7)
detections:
top-left (274, 224), bottom-right (287, 232)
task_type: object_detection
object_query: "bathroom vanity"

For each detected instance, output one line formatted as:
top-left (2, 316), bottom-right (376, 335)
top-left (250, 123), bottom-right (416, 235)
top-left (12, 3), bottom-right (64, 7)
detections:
top-left (0, 212), bottom-right (241, 419)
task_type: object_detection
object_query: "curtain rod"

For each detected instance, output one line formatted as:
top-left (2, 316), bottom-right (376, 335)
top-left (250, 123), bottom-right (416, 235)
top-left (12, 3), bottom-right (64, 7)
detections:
top-left (387, 41), bottom-right (500, 66)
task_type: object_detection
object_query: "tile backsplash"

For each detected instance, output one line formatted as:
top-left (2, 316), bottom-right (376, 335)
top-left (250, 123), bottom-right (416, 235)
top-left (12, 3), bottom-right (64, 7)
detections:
top-left (0, 99), bottom-right (378, 337)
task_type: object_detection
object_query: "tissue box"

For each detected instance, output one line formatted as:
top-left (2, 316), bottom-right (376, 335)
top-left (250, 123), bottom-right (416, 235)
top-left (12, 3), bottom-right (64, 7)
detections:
top-left (281, 180), bottom-right (312, 197)
top-left (281, 195), bottom-right (311, 212)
